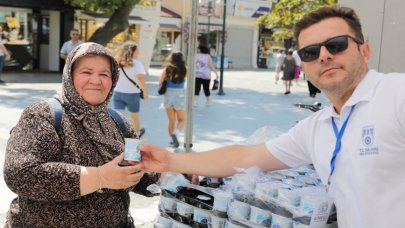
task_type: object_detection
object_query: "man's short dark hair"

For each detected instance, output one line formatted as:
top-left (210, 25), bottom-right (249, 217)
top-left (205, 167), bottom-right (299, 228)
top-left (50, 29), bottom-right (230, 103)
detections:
top-left (294, 6), bottom-right (364, 48)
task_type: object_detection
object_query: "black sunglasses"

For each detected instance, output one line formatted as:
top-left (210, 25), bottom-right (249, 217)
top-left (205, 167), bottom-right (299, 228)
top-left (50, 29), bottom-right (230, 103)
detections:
top-left (298, 35), bottom-right (363, 62)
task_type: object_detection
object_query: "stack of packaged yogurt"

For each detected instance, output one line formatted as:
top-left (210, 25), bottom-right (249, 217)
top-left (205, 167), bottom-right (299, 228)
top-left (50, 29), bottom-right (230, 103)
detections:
top-left (154, 165), bottom-right (337, 228)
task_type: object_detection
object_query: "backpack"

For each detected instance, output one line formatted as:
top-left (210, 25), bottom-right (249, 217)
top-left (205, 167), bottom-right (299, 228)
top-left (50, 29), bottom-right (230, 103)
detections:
top-left (47, 98), bottom-right (127, 135)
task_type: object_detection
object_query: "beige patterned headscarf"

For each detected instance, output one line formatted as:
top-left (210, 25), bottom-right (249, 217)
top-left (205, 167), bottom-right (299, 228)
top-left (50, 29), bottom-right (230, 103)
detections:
top-left (58, 42), bottom-right (124, 162)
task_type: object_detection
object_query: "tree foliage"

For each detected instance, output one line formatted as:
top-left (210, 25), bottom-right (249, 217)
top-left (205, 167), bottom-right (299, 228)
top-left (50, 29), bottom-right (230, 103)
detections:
top-left (65, 0), bottom-right (140, 15)
top-left (64, 0), bottom-right (143, 45)
top-left (257, 0), bottom-right (337, 39)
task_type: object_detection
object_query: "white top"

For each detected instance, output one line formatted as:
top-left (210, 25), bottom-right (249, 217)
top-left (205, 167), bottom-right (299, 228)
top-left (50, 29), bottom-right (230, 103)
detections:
top-left (276, 53), bottom-right (286, 64)
top-left (60, 40), bottom-right (83, 55)
top-left (114, 59), bottom-right (145, 93)
top-left (195, 53), bottom-right (211, 79)
top-left (292, 50), bottom-right (301, 66)
top-left (266, 70), bottom-right (405, 228)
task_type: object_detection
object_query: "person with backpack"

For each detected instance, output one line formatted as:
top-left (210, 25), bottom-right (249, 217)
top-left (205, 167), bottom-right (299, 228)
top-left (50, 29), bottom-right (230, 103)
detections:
top-left (3, 42), bottom-right (159, 227)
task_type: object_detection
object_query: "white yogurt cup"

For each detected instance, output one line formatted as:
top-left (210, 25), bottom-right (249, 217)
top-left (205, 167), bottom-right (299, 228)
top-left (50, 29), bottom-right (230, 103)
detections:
top-left (160, 195), bottom-right (176, 212)
top-left (271, 213), bottom-right (293, 228)
top-left (212, 190), bottom-right (233, 212)
top-left (193, 207), bottom-right (211, 225)
top-left (277, 184), bottom-right (301, 207)
top-left (210, 214), bottom-right (226, 228)
top-left (124, 138), bottom-right (142, 162)
top-left (228, 200), bottom-right (250, 220)
top-left (156, 215), bottom-right (172, 228)
top-left (249, 205), bottom-right (272, 226)
top-left (176, 201), bottom-right (193, 218)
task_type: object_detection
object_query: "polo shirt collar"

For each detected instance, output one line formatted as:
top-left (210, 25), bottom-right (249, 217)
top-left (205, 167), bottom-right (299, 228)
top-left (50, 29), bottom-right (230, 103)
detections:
top-left (319, 69), bottom-right (383, 120)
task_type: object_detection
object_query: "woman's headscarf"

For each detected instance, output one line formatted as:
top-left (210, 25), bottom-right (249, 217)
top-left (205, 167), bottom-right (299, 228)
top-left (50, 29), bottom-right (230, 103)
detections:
top-left (58, 42), bottom-right (124, 162)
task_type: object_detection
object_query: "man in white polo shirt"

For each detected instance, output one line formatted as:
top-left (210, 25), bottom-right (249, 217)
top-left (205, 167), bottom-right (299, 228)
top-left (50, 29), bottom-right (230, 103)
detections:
top-left (60, 29), bottom-right (83, 60)
top-left (141, 6), bottom-right (405, 227)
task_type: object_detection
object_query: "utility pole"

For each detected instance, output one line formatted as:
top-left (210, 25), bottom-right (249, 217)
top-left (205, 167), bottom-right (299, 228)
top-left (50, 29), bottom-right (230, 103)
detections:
top-left (217, 0), bottom-right (227, 95)
top-left (184, 0), bottom-right (199, 153)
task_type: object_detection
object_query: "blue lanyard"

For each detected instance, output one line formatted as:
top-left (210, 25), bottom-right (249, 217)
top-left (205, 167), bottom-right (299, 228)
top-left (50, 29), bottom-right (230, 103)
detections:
top-left (327, 105), bottom-right (356, 189)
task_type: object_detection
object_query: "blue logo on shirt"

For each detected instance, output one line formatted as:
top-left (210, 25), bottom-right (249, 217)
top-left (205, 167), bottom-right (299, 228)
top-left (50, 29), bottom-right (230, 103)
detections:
top-left (359, 125), bottom-right (379, 156)
top-left (362, 125), bottom-right (374, 146)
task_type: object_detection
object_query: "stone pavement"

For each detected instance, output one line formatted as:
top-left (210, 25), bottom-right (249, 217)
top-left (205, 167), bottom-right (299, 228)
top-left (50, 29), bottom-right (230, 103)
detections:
top-left (0, 68), bottom-right (328, 226)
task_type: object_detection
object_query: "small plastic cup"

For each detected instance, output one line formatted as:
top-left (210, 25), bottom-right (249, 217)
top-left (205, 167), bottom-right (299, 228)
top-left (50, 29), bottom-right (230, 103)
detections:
top-left (156, 215), bottom-right (172, 228)
top-left (124, 138), bottom-right (142, 162)
top-left (176, 201), bottom-right (193, 218)
top-left (228, 200), bottom-right (250, 220)
top-left (249, 205), bottom-right (272, 226)
top-left (212, 190), bottom-right (233, 212)
top-left (193, 207), bottom-right (211, 225)
top-left (160, 195), bottom-right (176, 212)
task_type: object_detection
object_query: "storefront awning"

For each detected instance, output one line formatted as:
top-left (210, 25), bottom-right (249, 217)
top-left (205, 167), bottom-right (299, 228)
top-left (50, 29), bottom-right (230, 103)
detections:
top-left (198, 23), bottom-right (223, 32)
top-left (80, 12), bottom-right (150, 24)
top-left (160, 23), bottom-right (181, 32)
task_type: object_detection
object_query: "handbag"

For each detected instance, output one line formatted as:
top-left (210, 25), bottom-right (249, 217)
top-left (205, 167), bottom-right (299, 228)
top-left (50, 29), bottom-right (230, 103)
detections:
top-left (212, 79), bottom-right (219, 90)
top-left (120, 66), bottom-right (144, 99)
top-left (158, 80), bottom-right (167, 95)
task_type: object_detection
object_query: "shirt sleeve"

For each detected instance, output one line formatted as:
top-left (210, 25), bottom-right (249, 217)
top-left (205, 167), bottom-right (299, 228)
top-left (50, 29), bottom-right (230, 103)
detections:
top-left (133, 60), bottom-right (146, 75)
top-left (265, 118), bottom-right (313, 168)
top-left (60, 42), bottom-right (68, 54)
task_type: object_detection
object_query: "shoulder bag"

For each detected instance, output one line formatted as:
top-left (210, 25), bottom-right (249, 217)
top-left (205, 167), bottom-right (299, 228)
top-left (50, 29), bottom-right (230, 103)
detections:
top-left (158, 80), bottom-right (167, 95)
top-left (120, 66), bottom-right (144, 99)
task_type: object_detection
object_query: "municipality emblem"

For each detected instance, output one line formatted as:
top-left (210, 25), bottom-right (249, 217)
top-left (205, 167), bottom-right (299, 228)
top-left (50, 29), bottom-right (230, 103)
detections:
top-left (362, 125), bottom-right (374, 147)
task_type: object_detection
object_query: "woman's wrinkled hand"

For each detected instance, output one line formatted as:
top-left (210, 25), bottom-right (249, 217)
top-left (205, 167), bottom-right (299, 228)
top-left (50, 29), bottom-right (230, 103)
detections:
top-left (99, 153), bottom-right (145, 189)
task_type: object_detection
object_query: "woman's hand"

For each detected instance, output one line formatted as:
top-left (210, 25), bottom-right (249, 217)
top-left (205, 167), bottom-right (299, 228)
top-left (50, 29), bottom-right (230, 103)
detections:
top-left (140, 144), bottom-right (171, 173)
top-left (99, 153), bottom-right (145, 189)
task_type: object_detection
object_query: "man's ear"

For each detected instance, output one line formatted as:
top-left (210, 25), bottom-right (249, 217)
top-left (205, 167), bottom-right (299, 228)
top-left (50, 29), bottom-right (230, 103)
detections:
top-left (360, 43), bottom-right (371, 64)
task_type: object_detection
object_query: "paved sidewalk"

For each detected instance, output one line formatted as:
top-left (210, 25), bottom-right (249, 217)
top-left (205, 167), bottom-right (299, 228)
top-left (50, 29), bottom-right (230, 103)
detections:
top-left (0, 68), bottom-right (328, 226)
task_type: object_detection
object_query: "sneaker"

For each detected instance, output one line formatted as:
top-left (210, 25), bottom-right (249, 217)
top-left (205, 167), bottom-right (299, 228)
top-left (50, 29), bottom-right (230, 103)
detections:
top-left (138, 128), bottom-right (145, 138)
top-left (170, 134), bottom-right (179, 148)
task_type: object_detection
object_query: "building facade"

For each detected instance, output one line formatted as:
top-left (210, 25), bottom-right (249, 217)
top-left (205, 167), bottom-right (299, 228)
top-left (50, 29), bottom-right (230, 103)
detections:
top-left (340, 0), bottom-right (405, 73)
top-left (1, 0), bottom-right (279, 72)
top-left (162, 0), bottom-right (275, 69)
top-left (0, 0), bottom-right (74, 72)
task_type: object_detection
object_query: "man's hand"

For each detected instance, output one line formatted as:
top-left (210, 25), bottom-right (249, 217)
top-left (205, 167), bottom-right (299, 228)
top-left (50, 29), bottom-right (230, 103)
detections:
top-left (140, 144), bottom-right (171, 173)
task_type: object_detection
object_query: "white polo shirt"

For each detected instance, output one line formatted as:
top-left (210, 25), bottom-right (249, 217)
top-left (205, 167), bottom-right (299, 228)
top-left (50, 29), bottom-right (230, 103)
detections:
top-left (266, 69), bottom-right (405, 228)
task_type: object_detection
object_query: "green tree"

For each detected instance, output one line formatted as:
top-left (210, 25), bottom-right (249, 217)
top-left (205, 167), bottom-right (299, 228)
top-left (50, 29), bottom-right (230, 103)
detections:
top-left (257, 0), bottom-right (337, 40)
top-left (65, 0), bottom-right (146, 45)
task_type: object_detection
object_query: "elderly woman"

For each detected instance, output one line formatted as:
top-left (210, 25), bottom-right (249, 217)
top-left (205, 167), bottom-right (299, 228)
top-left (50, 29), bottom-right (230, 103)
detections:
top-left (3, 42), bottom-right (159, 227)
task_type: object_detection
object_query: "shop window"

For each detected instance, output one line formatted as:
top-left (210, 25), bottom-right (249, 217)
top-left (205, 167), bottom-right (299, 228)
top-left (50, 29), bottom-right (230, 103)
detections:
top-left (0, 9), bottom-right (33, 70)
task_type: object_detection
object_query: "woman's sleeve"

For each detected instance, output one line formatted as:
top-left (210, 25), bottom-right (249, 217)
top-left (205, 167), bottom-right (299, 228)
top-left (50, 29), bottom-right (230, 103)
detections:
top-left (131, 172), bottom-right (161, 197)
top-left (3, 102), bottom-right (82, 201)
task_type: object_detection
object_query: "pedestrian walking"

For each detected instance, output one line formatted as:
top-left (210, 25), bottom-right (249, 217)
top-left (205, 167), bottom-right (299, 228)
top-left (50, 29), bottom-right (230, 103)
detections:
top-left (158, 52), bottom-right (187, 148)
top-left (60, 29), bottom-right (83, 60)
top-left (194, 44), bottom-right (218, 106)
top-left (292, 49), bottom-right (302, 84)
top-left (140, 6), bottom-right (405, 227)
top-left (112, 42), bottom-right (148, 137)
top-left (281, 50), bottom-right (296, 94)
top-left (0, 40), bottom-right (10, 84)
top-left (274, 50), bottom-right (285, 84)
top-left (3, 42), bottom-right (159, 227)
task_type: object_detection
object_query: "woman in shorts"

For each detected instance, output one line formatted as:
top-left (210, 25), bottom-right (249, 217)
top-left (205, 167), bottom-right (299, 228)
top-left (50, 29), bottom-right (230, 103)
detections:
top-left (158, 52), bottom-right (187, 148)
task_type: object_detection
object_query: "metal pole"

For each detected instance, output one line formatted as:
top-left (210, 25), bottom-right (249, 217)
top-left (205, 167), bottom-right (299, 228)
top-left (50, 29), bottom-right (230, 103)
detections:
top-left (217, 0), bottom-right (226, 95)
top-left (184, 0), bottom-right (199, 153)
top-left (207, 1), bottom-right (212, 48)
